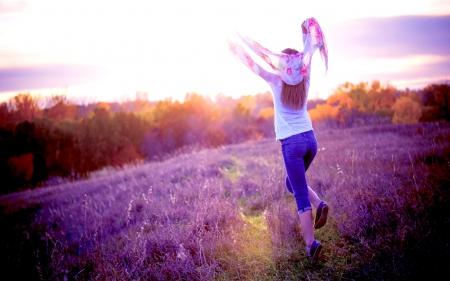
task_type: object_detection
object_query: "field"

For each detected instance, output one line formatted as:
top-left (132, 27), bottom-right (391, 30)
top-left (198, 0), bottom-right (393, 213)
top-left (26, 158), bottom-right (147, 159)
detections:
top-left (1, 122), bottom-right (449, 280)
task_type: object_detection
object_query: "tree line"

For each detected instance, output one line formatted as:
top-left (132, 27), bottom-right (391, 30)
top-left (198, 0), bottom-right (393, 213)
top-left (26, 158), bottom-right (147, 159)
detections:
top-left (0, 82), bottom-right (449, 194)
top-left (309, 81), bottom-right (450, 127)
top-left (0, 92), bottom-right (274, 194)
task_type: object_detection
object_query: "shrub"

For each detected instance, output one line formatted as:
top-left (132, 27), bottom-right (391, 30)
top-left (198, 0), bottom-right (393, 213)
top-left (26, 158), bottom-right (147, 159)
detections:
top-left (392, 97), bottom-right (422, 124)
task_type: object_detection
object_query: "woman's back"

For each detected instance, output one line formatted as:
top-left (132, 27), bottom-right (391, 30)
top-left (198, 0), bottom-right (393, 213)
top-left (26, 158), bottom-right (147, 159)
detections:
top-left (259, 66), bottom-right (313, 140)
top-left (227, 17), bottom-right (327, 140)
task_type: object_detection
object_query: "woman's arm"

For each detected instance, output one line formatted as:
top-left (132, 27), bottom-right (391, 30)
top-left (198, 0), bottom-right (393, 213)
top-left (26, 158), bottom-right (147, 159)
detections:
top-left (301, 18), bottom-right (328, 74)
top-left (301, 20), bottom-right (307, 47)
top-left (257, 64), bottom-right (278, 84)
top-left (228, 38), bottom-right (277, 84)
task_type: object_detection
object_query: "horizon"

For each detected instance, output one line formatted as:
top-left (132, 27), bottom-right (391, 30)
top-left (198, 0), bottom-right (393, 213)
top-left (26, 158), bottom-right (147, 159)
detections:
top-left (1, 0), bottom-right (450, 104)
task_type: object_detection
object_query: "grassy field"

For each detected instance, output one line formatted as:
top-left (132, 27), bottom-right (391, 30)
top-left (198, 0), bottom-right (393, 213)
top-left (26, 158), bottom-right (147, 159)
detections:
top-left (1, 122), bottom-right (449, 280)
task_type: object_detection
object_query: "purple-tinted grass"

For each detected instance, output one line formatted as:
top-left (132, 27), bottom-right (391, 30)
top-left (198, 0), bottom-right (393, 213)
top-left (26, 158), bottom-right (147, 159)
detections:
top-left (1, 122), bottom-right (449, 280)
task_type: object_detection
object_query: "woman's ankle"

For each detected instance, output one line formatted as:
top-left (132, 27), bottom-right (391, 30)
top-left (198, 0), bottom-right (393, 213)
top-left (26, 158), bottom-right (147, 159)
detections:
top-left (306, 239), bottom-right (315, 250)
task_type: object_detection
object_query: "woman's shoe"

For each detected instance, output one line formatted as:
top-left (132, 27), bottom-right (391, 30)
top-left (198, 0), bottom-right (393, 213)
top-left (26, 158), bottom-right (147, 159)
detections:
top-left (309, 240), bottom-right (322, 259)
top-left (314, 201), bottom-right (329, 229)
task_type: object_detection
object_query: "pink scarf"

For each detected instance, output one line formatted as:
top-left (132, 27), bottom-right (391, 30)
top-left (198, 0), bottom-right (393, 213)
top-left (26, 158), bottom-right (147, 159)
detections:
top-left (228, 17), bottom-right (328, 85)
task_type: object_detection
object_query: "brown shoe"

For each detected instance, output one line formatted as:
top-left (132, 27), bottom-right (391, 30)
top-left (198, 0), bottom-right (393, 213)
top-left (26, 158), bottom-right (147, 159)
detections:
top-left (314, 201), bottom-right (329, 229)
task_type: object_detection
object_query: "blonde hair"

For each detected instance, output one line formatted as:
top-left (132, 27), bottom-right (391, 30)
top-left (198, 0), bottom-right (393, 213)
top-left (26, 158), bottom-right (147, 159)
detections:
top-left (280, 48), bottom-right (307, 110)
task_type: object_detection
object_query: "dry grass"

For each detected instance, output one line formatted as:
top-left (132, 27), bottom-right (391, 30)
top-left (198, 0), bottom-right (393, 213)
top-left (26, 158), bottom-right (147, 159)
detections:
top-left (1, 122), bottom-right (449, 280)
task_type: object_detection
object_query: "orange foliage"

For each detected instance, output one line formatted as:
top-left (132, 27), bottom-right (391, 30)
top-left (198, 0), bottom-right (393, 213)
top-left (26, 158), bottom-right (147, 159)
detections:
top-left (239, 95), bottom-right (257, 114)
top-left (366, 81), bottom-right (396, 114)
top-left (183, 93), bottom-right (212, 116)
top-left (308, 103), bottom-right (340, 121)
top-left (206, 127), bottom-right (227, 146)
top-left (42, 95), bottom-right (78, 121)
top-left (392, 97), bottom-right (422, 124)
top-left (65, 105), bottom-right (78, 120)
top-left (258, 107), bottom-right (274, 119)
top-left (310, 81), bottom-right (401, 123)
top-left (327, 82), bottom-right (369, 112)
top-left (96, 102), bottom-right (111, 111)
top-left (111, 145), bottom-right (141, 167)
top-left (11, 93), bottom-right (42, 121)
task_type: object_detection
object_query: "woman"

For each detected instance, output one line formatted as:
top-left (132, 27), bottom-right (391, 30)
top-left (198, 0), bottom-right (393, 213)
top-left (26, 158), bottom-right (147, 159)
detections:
top-left (228, 18), bottom-right (329, 259)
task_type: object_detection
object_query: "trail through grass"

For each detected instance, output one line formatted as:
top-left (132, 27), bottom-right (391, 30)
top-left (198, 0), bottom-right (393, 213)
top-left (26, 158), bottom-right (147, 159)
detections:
top-left (1, 122), bottom-right (449, 280)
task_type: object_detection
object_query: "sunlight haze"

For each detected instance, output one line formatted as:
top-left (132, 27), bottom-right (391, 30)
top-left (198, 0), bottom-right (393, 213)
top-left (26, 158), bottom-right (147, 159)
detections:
top-left (0, 0), bottom-right (449, 103)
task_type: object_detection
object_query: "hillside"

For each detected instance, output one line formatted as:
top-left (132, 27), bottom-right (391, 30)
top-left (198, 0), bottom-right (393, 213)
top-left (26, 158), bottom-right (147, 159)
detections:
top-left (1, 122), bottom-right (449, 280)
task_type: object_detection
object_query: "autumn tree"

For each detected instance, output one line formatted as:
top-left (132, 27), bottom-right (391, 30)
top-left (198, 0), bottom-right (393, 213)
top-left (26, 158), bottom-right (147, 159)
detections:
top-left (309, 81), bottom-right (400, 126)
top-left (308, 103), bottom-right (340, 121)
top-left (2, 120), bottom-right (55, 192)
top-left (110, 111), bottom-right (150, 166)
top-left (10, 93), bottom-right (42, 122)
top-left (392, 97), bottom-right (422, 124)
top-left (327, 82), bottom-right (369, 112)
top-left (366, 81), bottom-right (396, 115)
top-left (42, 95), bottom-right (77, 121)
top-left (421, 84), bottom-right (450, 122)
top-left (77, 107), bottom-right (121, 171)
top-left (52, 120), bottom-right (82, 178)
top-left (223, 98), bottom-right (255, 142)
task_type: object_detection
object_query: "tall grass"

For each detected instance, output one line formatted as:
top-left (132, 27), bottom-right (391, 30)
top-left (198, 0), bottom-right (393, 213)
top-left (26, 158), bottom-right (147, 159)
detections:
top-left (1, 122), bottom-right (449, 280)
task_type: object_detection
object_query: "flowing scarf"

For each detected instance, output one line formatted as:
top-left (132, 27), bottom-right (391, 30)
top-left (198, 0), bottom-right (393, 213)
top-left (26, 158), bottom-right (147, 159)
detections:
top-left (227, 17), bottom-right (328, 85)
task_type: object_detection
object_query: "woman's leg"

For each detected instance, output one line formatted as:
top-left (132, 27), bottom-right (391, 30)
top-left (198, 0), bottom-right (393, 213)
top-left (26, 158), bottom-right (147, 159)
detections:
top-left (284, 158), bottom-right (316, 251)
top-left (308, 186), bottom-right (322, 209)
top-left (283, 155), bottom-right (311, 214)
top-left (299, 210), bottom-right (315, 250)
top-left (281, 131), bottom-right (323, 253)
top-left (302, 134), bottom-right (328, 229)
top-left (282, 137), bottom-right (315, 252)
top-left (302, 135), bottom-right (321, 208)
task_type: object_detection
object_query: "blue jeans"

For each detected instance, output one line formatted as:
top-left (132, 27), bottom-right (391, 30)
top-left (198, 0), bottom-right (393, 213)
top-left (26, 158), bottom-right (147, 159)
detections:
top-left (280, 130), bottom-right (318, 214)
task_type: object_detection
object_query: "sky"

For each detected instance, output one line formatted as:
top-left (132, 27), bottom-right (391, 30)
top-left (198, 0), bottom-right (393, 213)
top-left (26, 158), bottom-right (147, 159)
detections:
top-left (0, 0), bottom-right (449, 104)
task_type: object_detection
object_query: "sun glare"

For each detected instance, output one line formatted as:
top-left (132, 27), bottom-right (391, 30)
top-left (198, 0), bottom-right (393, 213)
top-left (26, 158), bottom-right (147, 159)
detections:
top-left (0, 0), bottom-right (449, 102)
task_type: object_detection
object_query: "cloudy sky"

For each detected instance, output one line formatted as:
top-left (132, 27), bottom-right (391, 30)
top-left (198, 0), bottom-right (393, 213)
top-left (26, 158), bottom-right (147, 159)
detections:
top-left (0, 0), bottom-right (449, 103)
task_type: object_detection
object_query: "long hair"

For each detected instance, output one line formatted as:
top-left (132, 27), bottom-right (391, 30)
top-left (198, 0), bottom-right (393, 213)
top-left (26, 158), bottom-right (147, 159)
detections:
top-left (280, 48), bottom-right (307, 110)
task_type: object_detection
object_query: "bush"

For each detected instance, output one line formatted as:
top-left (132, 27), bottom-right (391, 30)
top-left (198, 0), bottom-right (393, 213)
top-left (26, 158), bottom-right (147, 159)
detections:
top-left (392, 97), bottom-right (422, 124)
